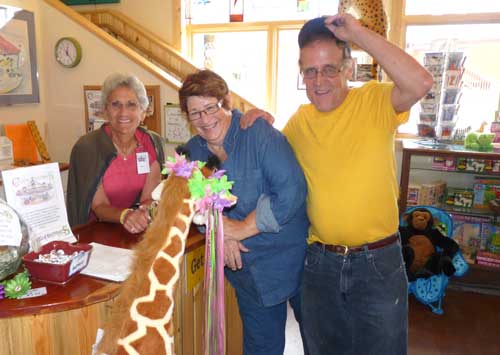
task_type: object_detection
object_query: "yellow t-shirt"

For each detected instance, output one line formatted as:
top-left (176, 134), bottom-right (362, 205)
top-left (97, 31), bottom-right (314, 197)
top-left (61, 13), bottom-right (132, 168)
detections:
top-left (283, 81), bottom-right (409, 246)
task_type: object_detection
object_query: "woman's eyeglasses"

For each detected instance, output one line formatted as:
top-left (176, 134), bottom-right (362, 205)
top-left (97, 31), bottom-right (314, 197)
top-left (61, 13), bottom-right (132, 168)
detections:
top-left (188, 101), bottom-right (222, 122)
top-left (108, 100), bottom-right (140, 112)
top-left (301, 64), bottom-right (344, 80)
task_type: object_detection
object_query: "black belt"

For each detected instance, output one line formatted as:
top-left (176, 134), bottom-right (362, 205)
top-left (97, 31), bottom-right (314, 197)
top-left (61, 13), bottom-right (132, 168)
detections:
top-left (315, 233), bottom-right (399, 255)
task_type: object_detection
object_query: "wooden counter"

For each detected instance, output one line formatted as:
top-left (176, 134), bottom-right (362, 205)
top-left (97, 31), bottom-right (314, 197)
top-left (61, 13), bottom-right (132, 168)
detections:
top-left (0, 222), bottom-right (242, 355)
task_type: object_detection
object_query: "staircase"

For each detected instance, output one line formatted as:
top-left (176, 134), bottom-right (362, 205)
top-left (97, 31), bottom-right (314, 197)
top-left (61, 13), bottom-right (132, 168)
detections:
top-left (45, 0), bottom-right (256, 113)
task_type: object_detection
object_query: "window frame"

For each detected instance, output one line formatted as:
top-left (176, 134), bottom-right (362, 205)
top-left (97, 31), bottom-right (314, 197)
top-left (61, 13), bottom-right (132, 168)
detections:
top-left (183, 1), bottom-right (500, 124)
top-left (186, 20), bottom-right (305, 114)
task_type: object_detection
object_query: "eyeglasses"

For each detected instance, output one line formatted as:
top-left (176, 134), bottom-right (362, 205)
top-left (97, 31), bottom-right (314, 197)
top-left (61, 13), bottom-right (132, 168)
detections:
top-left (187, 101), bottom-right (222, 122)
top-left (108, 100), bottom-right (140, 112)
top-left (301, 64), bottom-right (344, 80)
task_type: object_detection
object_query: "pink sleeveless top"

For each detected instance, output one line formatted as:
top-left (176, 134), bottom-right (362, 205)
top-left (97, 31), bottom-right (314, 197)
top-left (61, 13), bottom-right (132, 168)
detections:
top-left (101, 127), bottom-right (157, 208)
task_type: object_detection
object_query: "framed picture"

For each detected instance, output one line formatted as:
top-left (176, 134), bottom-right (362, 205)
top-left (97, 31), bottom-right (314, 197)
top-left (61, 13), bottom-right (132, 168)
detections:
top-left (164, 104), bottom-right (192, 144)
top-left (83, 86), bottom-right (105, 132)
top-left (0, 9), bottom-right (40, 106)
top-left (83, 85), bottom-right (161, 134)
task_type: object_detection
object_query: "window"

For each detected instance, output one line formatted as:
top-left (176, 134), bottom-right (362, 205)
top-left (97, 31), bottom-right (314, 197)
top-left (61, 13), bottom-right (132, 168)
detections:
top-left (405, 0), bottom-right (500, 16)
top-left (398, 5), bottom-right (500, 138)
top-left (185, 0), bottom-right (339, 128)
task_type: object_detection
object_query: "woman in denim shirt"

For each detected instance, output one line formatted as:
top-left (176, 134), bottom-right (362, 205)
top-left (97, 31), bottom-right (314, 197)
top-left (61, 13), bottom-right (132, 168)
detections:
top-left (179, 70), bottom-right (309, 355)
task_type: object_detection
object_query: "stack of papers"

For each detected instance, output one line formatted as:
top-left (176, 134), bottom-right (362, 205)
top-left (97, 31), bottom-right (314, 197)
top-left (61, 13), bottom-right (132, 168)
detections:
top-left (81, 242), bottom-right (134, 282)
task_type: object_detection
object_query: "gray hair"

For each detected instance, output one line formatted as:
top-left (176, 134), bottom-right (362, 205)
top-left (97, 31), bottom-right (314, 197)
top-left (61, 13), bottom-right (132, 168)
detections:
top-left (100, 73), bottom-right (149, 111)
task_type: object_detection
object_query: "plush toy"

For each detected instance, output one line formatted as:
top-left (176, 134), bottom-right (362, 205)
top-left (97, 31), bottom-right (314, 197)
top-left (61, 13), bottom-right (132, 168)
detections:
top-left (464, 132), bottom-right (495, 152)
top-left (399, 208), bottom-right (460, 281)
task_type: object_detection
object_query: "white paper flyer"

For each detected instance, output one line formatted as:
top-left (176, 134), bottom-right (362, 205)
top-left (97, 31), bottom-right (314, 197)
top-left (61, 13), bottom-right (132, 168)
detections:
top-left (1, 163), bottom-right (76, 250)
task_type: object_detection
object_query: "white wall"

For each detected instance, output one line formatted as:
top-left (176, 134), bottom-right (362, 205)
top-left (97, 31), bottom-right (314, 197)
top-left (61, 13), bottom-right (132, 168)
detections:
top-left (1, 1), bottom-right (180, 165)
top-left (68, 0), bottom-right (177, 48)
top-left (40, 2), bottom-right (179, 162)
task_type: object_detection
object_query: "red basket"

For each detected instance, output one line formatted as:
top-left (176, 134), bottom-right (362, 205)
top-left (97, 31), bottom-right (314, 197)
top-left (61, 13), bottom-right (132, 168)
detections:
top-left (22, 241), bottom-right (92, 285)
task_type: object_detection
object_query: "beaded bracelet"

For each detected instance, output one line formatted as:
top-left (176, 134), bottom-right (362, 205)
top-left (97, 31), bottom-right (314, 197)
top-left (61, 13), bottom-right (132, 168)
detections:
top-left (119, 208), bottom-right (133, 225)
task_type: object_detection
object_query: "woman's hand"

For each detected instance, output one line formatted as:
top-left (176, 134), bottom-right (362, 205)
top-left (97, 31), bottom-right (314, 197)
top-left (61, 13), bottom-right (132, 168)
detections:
top-left (224, 239), bottom-right (249, 271)
top-left (123, 205), bottom-right (150, 234)
top-left (222, 212), bottom-right (259, 241)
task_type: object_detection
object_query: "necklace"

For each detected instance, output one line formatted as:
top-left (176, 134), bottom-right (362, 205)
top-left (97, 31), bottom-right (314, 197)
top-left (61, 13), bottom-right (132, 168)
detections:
top-left (113, 140), bottom-right (137, 160)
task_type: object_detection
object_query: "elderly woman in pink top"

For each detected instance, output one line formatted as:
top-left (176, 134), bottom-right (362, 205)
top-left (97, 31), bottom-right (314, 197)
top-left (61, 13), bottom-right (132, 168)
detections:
top-left (67, 73), bottom-right (165, 234)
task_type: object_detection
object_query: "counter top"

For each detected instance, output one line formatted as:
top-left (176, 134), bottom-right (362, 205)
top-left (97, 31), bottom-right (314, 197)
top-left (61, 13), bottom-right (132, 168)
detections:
top-left (0, 221), bottom-right (204, 318)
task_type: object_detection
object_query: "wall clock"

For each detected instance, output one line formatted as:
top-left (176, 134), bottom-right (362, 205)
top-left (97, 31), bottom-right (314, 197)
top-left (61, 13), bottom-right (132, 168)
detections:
top-left (54, 37), bottom-right (82, 68)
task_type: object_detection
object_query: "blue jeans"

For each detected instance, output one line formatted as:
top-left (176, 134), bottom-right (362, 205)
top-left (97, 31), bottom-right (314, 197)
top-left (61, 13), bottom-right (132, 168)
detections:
top-left (301, 240), bottom-right (408, 355)
top-left (227, 267), bottom-right (308, 355)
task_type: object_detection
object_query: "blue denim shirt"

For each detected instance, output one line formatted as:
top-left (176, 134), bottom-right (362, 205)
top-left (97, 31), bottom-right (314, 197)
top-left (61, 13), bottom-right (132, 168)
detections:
top-left (186, 110), bottom-right (309, 306)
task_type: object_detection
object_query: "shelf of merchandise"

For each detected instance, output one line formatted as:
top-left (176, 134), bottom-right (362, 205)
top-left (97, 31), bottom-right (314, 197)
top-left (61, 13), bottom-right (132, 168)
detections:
top-left (400, 140), bottom-right (500, 289)
top-left (399, 140), bottom-right (500, 213)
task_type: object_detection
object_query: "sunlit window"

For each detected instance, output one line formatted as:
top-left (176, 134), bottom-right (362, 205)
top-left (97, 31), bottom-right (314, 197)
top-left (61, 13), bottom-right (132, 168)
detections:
top-left (187, 0), bottom-right (339, 24)
top-left (186, 0), bottom-right (340, 127)
top-left (400, 22), bottom-right (500, 139)
top-left (191, 31), bottom-right (268, 110)
top-left (406, 0), bottom-right (500, 15)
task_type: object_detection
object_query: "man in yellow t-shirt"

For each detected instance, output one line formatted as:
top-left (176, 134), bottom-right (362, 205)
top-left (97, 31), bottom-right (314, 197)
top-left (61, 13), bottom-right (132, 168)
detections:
top-left (285, 15), bottom-right (432, 355)
top-left (244, 14), bottom-right (433, 355)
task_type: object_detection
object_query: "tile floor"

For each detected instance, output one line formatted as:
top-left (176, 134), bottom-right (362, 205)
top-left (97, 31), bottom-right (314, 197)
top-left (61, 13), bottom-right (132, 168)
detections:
top-left (284, 303), bottom-right (304, 355)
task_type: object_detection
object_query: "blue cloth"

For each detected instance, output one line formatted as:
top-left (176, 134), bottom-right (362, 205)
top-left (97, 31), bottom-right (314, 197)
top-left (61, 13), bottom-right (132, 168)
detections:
top-left (301, 240), bottom-right (408, 355)
top-left (186, 110), bottom-right (309, 306)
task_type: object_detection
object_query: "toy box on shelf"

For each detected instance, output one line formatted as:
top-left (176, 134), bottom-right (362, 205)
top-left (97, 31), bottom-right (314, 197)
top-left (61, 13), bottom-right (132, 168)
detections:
top-left (473, 177), bottom-right (500, 209)
top-left (455, 158), bottom-right (500, 174)
top-left (406, 181), bottom-right (447, 206)
top-left (476, 250), bottom-right (500, 268)
top-left (451, 214), bottom-right (491, 263)
top-left (432, 156), bottom-right (456, 171)
top-left (445, 187), bottom-right (474, 209)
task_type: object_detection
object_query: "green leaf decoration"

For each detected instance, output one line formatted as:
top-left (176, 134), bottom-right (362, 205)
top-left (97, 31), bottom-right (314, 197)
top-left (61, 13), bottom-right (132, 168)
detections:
top-left (188, 170), bottom-right (209, 199)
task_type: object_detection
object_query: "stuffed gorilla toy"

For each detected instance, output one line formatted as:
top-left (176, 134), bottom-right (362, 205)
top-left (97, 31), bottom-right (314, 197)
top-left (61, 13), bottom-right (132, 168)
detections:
top-left (399, 208), bottom-right (460, 281)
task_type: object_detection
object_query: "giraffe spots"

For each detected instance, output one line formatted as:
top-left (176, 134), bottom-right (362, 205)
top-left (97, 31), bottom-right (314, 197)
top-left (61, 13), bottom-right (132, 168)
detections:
top-left (338, 0), bottom-right (387, 38)
top-left (137, 290), bottom-right (172, 320)
top-left (153, 256), bottom-right (177, 285)
top-left (122, 319), bottom-right (139, 338)
top-left (164, 235), bottom-right (183, 258)
top-left (132, 326), bottom-right (168, 355)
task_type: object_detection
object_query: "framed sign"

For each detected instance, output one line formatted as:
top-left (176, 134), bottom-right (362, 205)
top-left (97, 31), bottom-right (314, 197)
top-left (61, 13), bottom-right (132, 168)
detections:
top-left (164, 104), bottom-right (192, 144)
top-left (83, 85), bottom-right (161, 134)
top-left (0, 9), bottom-right (40, 105)
top-left (83, 85), bottom-right (105, 132)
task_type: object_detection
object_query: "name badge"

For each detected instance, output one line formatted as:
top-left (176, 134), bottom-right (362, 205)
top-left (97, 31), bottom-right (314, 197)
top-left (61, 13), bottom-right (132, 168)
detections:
top-left (136, 152), bottom-right (150, 174)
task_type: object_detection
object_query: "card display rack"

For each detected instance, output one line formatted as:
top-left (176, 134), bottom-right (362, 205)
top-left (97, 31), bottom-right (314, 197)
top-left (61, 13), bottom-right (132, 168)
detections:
top-left (419, 52), bottom-right (465, 140)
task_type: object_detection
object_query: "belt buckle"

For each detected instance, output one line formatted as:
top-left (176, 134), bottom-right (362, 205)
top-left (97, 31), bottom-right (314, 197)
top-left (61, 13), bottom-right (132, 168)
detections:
top-left (340, 245), bottom-right (349, 255)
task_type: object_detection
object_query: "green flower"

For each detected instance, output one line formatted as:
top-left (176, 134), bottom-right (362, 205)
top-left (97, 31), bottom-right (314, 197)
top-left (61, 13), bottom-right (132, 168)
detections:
top-left (2, 270), bottom-right (31, 299)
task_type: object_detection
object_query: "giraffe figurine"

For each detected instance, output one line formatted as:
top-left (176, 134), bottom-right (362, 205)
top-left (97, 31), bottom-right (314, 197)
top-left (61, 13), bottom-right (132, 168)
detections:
top-left (338, 0), bottom-right (388, 79)
top-left (95, 153), bottom-right (232, 355)
top-left (96, 171), bottom-right (195, 355)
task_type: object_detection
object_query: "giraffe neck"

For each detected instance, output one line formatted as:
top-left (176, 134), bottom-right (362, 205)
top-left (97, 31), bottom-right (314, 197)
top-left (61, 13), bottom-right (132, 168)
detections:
top-left (117, 198), bottom-right (195, 355)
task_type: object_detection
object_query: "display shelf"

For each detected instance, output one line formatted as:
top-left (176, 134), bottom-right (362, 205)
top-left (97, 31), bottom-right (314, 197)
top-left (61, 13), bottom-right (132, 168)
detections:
top-left (400, 139), bottom-right (500, 288)
top-left (399, 139), bottom-right (500, 213)
top-left (408, 166), bottom-right (500, 177)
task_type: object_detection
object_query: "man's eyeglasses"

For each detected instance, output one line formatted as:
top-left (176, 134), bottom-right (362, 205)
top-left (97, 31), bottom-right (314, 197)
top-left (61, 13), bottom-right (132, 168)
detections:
top-left (301, 64), bottom-right (344, 80)
top-left (188, 101), bottom-right (222, 122)
top-left (108, 100), bottom-right (140, 112)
